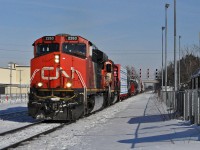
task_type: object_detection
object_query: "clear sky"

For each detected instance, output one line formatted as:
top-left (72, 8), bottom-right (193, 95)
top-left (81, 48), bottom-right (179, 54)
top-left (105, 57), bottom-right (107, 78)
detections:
top-left (0, 0), bottom-right (200, 78)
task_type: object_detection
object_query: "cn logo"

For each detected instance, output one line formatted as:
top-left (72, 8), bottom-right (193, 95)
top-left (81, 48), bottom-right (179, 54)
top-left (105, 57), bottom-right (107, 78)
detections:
top-left (41, 67), bottom-right (69, 80)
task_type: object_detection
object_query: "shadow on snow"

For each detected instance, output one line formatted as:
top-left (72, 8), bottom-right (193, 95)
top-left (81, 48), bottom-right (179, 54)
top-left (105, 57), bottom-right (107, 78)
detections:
top-left (118, 114), bottom-right (200, 148)
top-left (0, 106), bottom-right (36, 123)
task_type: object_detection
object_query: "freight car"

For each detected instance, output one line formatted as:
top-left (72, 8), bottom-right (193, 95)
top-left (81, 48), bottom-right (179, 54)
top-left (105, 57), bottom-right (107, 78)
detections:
top-left (115, 64), bottom-right (139, 100)
top-left (115, 64), bottom-right (128, 100)
top-left (129, 79), bottom-right (138, 96)
top-left (28, 34), bottom-right (120, 120)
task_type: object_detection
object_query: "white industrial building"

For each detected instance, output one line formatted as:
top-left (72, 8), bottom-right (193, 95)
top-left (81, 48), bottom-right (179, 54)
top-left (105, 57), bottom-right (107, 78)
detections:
top-left (0, 63), bottom-right (30, 95)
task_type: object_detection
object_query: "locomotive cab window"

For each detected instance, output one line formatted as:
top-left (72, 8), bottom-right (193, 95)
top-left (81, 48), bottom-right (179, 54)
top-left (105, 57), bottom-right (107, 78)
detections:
top-left (36, 43), bottom-right (59, 56)
top-left (62, 43), bottom-right (86, 58)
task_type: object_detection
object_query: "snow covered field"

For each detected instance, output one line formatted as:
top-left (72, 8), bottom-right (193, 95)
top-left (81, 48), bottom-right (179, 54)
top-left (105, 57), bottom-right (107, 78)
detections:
top-left (0, 102), bottom-right (36, 134)
top-left (1, 92), bottom-right (200, 150)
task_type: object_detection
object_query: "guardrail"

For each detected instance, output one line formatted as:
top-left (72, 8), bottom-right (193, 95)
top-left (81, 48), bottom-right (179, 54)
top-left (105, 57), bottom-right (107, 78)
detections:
top-left (160, 90), bottom-right (200, 125)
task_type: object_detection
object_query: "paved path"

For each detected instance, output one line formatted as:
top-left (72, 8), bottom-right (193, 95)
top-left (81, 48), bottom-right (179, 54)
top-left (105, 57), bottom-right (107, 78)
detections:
top-left (69, 93), bottom-right (200, 150)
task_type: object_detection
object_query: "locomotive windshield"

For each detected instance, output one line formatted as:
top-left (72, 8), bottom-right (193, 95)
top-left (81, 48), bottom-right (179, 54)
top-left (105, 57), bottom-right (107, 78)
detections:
top-left (62, 43), bottom-right (86, 58)
top-left (36, 43), bottom-right (59, 56)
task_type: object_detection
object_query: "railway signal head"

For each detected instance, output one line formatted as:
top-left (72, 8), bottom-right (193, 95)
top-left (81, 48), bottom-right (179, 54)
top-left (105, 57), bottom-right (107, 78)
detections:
top-left (155, 69), bottom-right (158, 79)
top-left (139, 69), bottom-right (141, 78)
top-left (147, 69), bottom-right (149, 79)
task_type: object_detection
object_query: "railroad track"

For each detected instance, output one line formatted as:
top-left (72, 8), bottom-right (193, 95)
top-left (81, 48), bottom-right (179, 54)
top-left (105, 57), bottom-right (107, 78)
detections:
top-left (0, 103), bottom-right (117, 149)
top-left (0, 121), bottom-right (42, 136)
top-left (0, 121), bottom-right (71, 150)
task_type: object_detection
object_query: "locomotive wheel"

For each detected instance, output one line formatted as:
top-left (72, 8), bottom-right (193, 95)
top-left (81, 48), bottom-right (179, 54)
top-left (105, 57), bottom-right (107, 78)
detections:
top-left (103, 86), bottom-right (111, 107)
top-left (87, 95), bottom-right (95, 113)
top-left (68, 94), bottom-right (85, 120)
top-left (110, 91), bottom-right (119, 104)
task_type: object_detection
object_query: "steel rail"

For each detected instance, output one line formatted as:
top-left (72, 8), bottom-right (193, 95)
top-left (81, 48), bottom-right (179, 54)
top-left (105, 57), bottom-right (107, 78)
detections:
top-left (1, 122), bottom-right (71, 150)
top-left (0, 121), bottom-right (42, 136)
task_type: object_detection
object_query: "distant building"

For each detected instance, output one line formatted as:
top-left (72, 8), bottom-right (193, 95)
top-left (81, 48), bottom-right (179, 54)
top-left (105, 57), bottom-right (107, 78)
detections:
top-left (0, 63), bottom-right (30, 95)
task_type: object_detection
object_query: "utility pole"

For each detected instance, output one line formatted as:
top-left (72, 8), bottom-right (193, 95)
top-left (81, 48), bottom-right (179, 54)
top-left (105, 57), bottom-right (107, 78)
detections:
top-left (199, 32), bottom-right (200, 60)
top-left (18, 70), bottom-right (23, 100)
top-left (165, 3), bottom-right (170, 92)
top-left (174, 0), bottom-right (177, 92)
top-left (162, 27), bottom-right (165, 90)
top-left (9, 63), bottom-right (13, 99)
top-left (179, 36), bottom-right (181, 90)
top-left (199, 32), bottom-right (200, 50)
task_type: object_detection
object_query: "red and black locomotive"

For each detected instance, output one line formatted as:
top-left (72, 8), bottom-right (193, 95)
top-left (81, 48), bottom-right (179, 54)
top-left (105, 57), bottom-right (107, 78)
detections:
top-left (28, 34), bottom-right (120, 120)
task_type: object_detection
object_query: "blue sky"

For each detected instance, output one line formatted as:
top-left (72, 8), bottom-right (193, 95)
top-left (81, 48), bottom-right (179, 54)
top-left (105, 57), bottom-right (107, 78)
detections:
top-left (0, 0), bottom-right (200, 78)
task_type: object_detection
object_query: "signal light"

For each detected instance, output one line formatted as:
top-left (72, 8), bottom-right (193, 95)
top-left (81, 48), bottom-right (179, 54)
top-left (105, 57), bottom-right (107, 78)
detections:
top-left (139, 69), bottom-right (141, 78)
top-left (147, 69), bottom-right (149, 78)
top-left (155, 69), bottom-right (158, 79)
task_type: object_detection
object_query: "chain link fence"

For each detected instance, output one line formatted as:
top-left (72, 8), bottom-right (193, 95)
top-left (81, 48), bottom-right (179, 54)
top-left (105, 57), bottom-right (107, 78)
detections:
top-left (160, 90), bottom-right (200, 125)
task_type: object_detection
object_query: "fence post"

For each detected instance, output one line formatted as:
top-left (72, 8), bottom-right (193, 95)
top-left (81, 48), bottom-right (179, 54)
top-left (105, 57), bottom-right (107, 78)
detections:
top-left (6, 95), bottom-right (8, 102)
top-left (187, 92), bottom-right (191, 120)
top-left (184, 92), bottom-right (186, 120)
top-left (198, 91), bottom-right (200, 125)
top-left (191, 91), bottom-right (195, 124)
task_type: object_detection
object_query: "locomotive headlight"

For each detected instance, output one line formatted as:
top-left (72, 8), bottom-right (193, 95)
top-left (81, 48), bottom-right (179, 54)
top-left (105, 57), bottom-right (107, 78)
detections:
top-left (66, 82), bottom-right (72, 88)
top-left (55, 55), bottom-right (59, 59)
top-left (54, 55), bottom-right (60, 63)
top-left (37, 82), bottom-right (43, 87)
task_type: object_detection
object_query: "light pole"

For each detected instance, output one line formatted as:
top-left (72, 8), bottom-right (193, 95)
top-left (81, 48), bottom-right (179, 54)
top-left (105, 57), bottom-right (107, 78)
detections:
top-left (9, 62), bottom-right (14, 99)
top-left (179, 35), bottom-right (181, 90)
top-left (174, 0), bottom-right (177, 92)
top-left (165, 3), bottom-right (170, 92)
top-left (162, 26), bottom-right (165, 90)
top-left (199, 32), bottom-right (200, 56)
top-left (199, 32), bottom-right (200, 50)
top-left (10, 65), bottom-right (12, 98)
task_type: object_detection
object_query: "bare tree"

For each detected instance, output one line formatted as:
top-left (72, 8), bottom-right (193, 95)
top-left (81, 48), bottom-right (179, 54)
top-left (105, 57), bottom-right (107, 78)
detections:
top-left (159, 44), bottom-right (200, 89)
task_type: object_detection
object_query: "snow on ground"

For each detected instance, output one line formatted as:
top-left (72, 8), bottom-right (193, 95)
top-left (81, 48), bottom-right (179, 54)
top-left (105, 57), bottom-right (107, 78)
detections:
top-left (0, 101), bottom-right (36, 133)
top-left (1, 92), bottom-right (200, 150)
top-left (0, 97), bottom-right (28, 106)
top-left (0, 99), bottom-right (28, 115)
